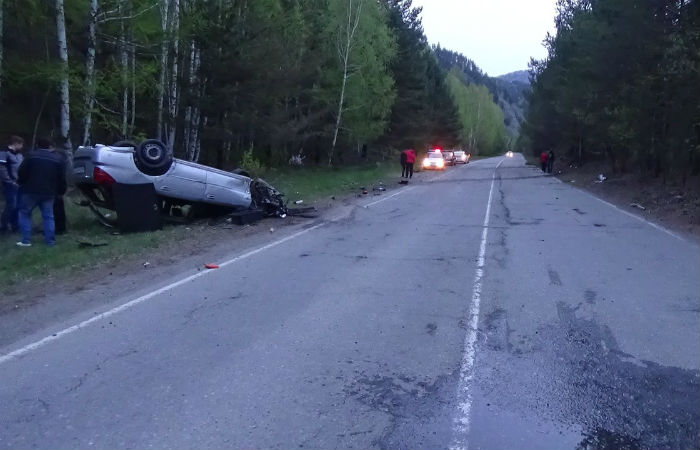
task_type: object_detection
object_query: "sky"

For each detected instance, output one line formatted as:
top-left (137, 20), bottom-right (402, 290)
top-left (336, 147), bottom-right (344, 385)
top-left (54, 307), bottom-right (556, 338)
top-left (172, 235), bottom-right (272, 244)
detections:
top-left (411, 0), bottom-right (558, 76)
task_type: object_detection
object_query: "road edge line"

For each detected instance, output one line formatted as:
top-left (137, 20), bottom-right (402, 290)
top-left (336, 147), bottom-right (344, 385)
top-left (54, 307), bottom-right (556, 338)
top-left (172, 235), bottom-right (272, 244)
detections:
top-left (0, 222), bottom-right (326, 366)
top-left (450, 158), bottom-right (503, 450)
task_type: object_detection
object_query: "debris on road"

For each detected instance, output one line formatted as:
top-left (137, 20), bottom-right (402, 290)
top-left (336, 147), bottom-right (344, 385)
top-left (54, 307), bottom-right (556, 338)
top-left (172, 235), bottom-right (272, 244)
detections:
top-left (204, 263), bottom-right (219, 269)
top-left (630, 203), bottom-right (646, 210)
top-left (143, 262), bottom-right (151, 268)
top-left (595, 174), bottom-right (607, 183)
top-left (76, 238), bottom-right (108, 248)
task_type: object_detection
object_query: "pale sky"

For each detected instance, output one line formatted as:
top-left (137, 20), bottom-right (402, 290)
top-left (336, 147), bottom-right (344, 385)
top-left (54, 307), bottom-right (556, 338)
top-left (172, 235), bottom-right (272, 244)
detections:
top-left (412, 0), bottom-right (558, 76)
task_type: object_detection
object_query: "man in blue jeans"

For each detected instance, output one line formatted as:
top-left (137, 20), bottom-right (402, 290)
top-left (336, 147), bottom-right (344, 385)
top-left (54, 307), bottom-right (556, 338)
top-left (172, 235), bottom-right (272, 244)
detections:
top-left (16, 137), bottom-right (67, 247)
top-left (0, 135), bottom-right (25, 233)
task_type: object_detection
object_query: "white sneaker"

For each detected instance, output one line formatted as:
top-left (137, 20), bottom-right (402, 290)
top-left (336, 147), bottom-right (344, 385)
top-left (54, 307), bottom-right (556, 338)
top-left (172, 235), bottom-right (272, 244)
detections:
top-left (16, 241), bottom-right (31, 247)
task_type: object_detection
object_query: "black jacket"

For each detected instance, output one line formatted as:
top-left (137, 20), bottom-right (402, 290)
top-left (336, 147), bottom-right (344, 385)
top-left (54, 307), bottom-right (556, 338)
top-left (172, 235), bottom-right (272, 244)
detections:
top-left (17, 149), bottom-right (67, 196)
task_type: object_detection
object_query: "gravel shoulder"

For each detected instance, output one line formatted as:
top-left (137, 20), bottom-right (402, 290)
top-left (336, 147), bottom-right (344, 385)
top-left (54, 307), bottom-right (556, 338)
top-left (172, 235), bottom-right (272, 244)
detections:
top-left (550, 161), bottom-right (700, 241)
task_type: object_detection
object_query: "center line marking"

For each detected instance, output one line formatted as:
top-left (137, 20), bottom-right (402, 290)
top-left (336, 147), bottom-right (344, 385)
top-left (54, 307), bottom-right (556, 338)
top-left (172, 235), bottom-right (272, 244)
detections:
top-left (451, 158), bottom-right (503, 450)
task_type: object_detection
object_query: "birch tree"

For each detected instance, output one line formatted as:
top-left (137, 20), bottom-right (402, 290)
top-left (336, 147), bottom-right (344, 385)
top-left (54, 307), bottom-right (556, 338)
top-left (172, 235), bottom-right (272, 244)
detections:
top-left (118, 0), bottom-right (130, 138)
top-left (55, 0), bottom-right (72, 152)
top-left (166, 0), bottom-right (179, 150)
top-left (328, 0), bottom-right (363, 167)
top-left (81, 0), bottom-right (98, 145)
top-left (156, 0), bottom-right (170, 141)
top-left (0, 0), bottom-right (4, 99)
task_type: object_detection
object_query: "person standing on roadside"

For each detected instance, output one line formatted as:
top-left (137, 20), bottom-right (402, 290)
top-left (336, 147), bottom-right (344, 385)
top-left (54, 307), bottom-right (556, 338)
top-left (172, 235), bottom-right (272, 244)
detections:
top-left (547, 149), bottom-right (555, 174)
top-left (405, 148), bottom-right (416, 179)
top-left (16, 137), bottom-right (67, 247)
top-left (540, 150), bottom-right (548, 172)
top-left (53, 139), bottom-right (71, 234)
top-left (400, 149), bottom-right (408, 179)
top-left (0, 136), bottom-right (25, 233)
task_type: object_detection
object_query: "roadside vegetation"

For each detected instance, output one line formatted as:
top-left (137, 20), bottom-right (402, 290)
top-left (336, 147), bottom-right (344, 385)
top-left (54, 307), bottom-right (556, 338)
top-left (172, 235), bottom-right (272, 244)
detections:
top-left (0, 0), bottom-right (517, 291)
top-left (519, 0), bottom-right (699, 184)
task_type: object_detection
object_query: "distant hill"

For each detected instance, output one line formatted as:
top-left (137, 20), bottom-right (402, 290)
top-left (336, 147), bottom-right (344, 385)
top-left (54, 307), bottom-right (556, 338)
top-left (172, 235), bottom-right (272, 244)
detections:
top-left (497, 70), bottom-right (530, 85)
top-left (434, 46), bottom-right (530, 139)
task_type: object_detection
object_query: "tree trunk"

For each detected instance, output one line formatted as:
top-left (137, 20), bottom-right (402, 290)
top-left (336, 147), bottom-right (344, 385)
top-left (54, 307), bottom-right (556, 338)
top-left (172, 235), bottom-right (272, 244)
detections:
top-left (119, 0), bottom-right (129, 138)
top-left (166, 0), bottom-right (180, 151)
top-left (129, 41), bottom-right (136, 136)
top-left (55, 0), bottom-right (72, 153)
top-left (156, 0), bottom-right (170, 141)
top-left (81, 0), bottom-right (98, 145)
top-left (328, 0), bottom-right (363, 167)
top-left (0, 0), bottom-right (4, 99)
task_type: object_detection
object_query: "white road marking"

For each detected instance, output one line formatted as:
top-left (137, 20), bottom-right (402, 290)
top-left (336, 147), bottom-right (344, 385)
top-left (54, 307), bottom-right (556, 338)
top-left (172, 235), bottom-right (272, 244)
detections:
top-left (549, 173), bottom-right (692, 243)
top-left (0, 223), bottom-right (326, 366)
top-left (364, 186), bottom-right (415, 207)
top-left (450, 158), bottom-right (504, 450)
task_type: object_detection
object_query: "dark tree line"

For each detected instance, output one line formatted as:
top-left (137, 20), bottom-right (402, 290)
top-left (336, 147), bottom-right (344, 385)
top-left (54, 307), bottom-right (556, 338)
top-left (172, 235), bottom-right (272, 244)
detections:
top-left (0, 0), bottom-right (510, 169)
top-left (520, 0), bottom-right (700, 183)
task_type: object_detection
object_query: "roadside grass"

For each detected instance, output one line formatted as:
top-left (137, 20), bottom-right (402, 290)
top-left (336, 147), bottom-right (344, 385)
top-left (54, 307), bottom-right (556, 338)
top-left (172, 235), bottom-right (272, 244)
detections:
top-left (0, 162), bottom-right (399, 294)
top-left (0, 196), bottom-right (190, 294)
top-left (262, 162), bottom-right (399, 203)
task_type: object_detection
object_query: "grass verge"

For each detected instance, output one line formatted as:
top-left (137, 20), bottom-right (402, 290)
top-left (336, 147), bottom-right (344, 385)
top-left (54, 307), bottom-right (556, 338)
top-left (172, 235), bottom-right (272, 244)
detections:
top-left (261, 162), bottom-right (398, 203)
top-left (0, 162), bottom-right (398, 294)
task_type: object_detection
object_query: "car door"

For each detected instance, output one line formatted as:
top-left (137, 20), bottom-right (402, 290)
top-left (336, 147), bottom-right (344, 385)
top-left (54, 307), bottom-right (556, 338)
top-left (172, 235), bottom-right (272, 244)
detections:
top-left (204, 169), bottom-right (252, 208)
top-left (152, 160), bottom-right (206, 202)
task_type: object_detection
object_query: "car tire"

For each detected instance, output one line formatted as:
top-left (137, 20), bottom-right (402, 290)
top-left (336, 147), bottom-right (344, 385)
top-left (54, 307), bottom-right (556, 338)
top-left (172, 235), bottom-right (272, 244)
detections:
top-left (231, 168), bottom-right (251, 178)
top-left (134, 139), bottom-right (173, 176)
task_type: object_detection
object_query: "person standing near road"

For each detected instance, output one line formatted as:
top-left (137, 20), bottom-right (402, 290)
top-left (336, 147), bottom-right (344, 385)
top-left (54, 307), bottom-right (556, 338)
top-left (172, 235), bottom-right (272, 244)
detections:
top-left (400, 149), bottom-right (408, 179)
top-left (0, 135), bottom-right (25, 234)
top-left (16, 137), bottom-right (67, 247)
top-left (540, 150), bottom-right (548, 172)
top-left (53, 139), bottom-right (71, 234)
top-left (405, 148), bottom-right (416, 179)
top-left (547, 149), bottom-right (555, 174)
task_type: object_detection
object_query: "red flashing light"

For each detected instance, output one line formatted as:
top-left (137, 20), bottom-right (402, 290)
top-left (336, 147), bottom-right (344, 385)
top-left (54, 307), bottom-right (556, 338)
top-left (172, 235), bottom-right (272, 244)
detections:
top-left (93, 166), bottom-right (116, 185)
top-left (433, 147), bottom-right (441, 153)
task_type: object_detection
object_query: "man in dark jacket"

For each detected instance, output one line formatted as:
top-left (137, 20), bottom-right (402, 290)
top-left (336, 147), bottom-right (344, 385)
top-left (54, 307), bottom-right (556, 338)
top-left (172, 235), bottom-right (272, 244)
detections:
top-left (16, 137), bottom-right (67, 247)
top-left (0, 135), bottom-right (25, 233)
top-left (547, 149), bottom-right (555, 174)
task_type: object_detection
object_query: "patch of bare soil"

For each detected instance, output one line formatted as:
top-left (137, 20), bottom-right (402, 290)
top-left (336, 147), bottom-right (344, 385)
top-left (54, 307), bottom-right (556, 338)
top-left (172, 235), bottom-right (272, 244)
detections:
top-left (553, 160), bottom-right (700, 240)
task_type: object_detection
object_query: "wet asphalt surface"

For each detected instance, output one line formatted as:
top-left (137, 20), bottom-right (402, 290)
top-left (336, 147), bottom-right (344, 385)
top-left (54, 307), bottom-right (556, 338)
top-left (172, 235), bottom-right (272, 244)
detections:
top-left (0, 155), bottom-right (698, 449)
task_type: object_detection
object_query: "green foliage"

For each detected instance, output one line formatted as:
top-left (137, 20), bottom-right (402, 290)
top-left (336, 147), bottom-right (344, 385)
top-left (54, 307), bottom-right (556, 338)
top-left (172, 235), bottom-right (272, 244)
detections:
top-left (446, 69), bottom-right (507, 155)
top-left (521, 0), bottom-right (700, 181)
top-left (240, 148), bottom-right (265, 176)
top-left (0, 0), bottom-right (504, 168)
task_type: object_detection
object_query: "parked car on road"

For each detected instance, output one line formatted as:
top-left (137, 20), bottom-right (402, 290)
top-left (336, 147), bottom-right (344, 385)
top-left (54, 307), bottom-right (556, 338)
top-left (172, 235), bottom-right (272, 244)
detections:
top-left (453, 150), bottom-right (470, 164)
top-left (422, 151), bottom-right (445, 170)
top-left (72, 140), bottom-right (286, 228)
top-left (442, 150), bottom-right (456, 166)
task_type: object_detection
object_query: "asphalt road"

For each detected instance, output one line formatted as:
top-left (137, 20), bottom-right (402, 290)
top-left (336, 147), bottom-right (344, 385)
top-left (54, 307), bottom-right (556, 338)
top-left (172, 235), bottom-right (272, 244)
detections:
top-left (1, 155), bottom-right (698, 449)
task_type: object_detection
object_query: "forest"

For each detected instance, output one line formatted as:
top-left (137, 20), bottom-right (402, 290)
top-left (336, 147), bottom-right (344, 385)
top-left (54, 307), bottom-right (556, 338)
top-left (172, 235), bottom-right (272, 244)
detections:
top-left (0, 0), bottom-right (509, 170)
top-left (520, 0), bottom-right (699, 183)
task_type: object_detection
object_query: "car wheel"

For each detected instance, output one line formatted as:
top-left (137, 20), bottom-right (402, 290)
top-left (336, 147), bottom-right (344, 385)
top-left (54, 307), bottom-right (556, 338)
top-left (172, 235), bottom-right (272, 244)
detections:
top-left (134, 139), bottom-right (173, 176)
top-left (231, 168), bottom-right (251, 178)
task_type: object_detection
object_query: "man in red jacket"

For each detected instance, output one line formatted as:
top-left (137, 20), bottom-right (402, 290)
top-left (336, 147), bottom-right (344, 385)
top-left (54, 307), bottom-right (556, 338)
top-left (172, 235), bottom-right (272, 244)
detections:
top-left (405, 149), bottom-right (416, 179)
top-left (540, 150), bottom-right (548, 172)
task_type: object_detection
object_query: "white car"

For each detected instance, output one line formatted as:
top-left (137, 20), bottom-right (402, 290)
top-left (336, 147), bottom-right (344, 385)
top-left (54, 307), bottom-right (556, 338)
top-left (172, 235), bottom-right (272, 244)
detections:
top-left (422, 151), bottom-right (445, 170)
top-left (72, 139), bottom-right (285, 226)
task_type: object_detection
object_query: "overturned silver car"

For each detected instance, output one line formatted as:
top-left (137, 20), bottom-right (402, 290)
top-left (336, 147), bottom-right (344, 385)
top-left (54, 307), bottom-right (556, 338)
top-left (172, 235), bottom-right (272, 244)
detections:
top-left (72, 139), bottom-right (286, 229)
